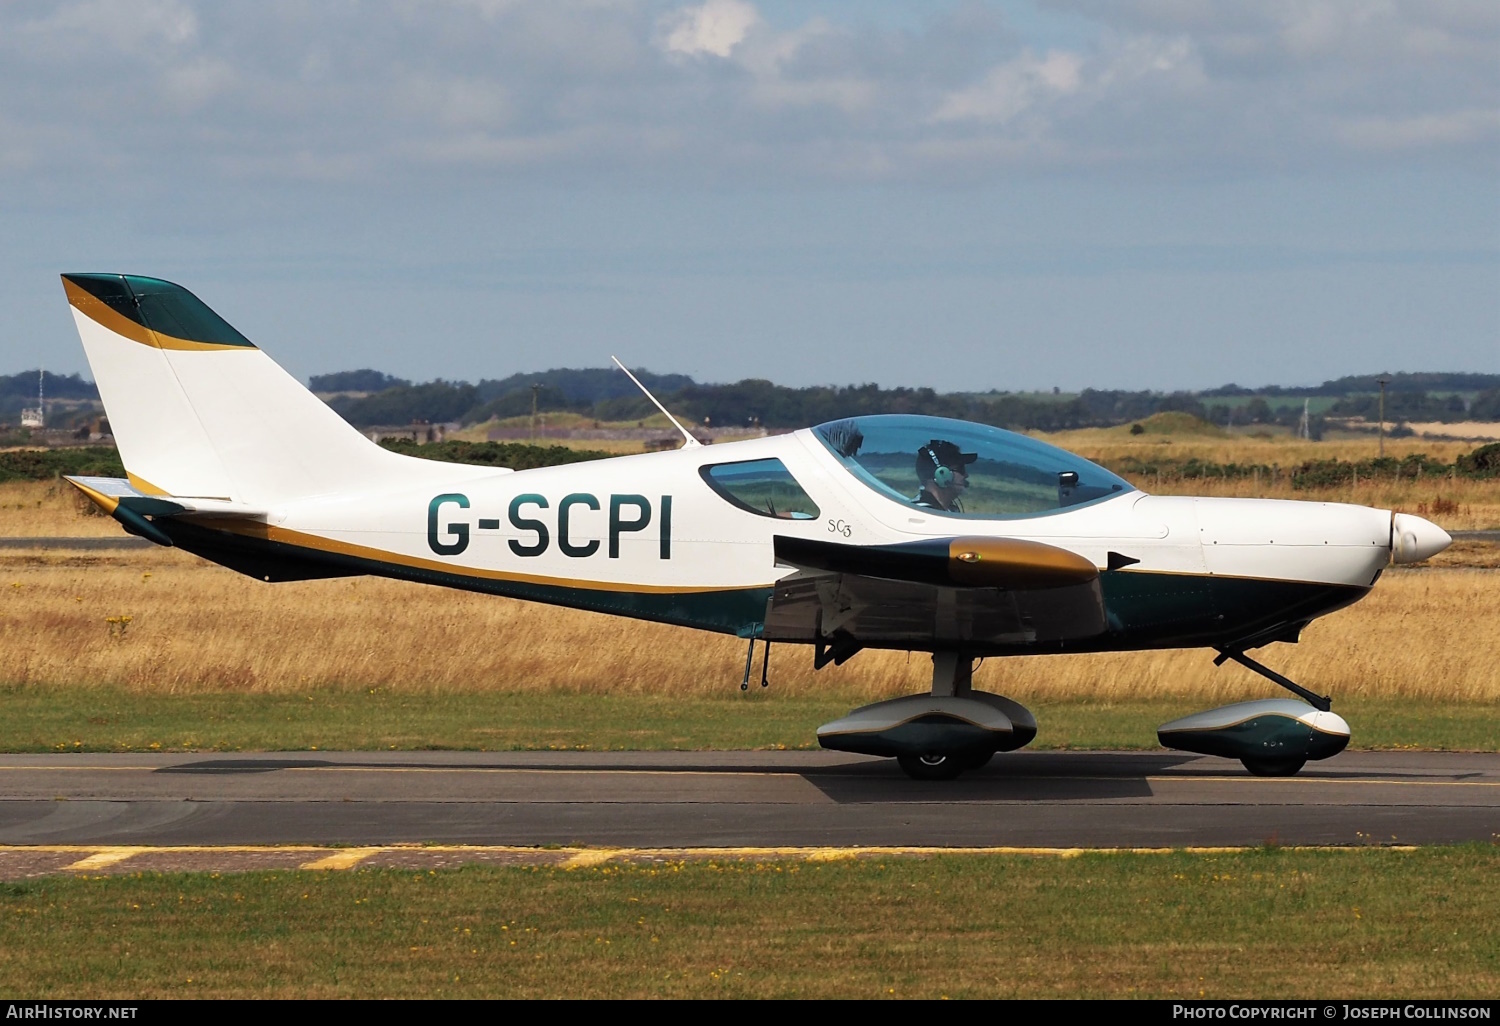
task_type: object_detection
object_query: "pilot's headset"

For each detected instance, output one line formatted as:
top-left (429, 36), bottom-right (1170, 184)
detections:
top-left (921, 444), bottom-right (956, 489)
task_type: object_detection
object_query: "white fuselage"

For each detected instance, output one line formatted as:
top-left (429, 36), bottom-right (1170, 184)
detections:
top-left (270, 429), bottom-right (1395, 596)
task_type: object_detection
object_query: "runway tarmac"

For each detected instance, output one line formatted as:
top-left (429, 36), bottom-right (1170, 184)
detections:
top-left (0, 750), bottom-right (1495, 875)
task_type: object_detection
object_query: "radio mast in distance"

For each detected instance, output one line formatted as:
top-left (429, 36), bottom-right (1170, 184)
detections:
top-left (19, 368), bottom-right (44, 429)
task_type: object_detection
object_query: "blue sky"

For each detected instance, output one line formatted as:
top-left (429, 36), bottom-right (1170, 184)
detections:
top-left (0, 0), bottom-right (1494, 392)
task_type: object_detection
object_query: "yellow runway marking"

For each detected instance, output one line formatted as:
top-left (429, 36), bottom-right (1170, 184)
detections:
top-left (62, 847), bottom-right (147, 871)
top-left (0, 842), bottom-right (1422, 875)
top-left (300, 848), bottom-right (384, 870)
top-left (805, 848), bottom-right (862, 861)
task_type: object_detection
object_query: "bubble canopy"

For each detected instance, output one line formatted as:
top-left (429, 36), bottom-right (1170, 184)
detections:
top-left (812, 415), bottom-right (1135, 518)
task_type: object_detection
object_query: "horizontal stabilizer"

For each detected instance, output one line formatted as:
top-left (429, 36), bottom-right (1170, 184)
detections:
top-left (66, 476), bottom-right (268, 547)
top-left (66, 477), bottom-right (267, 518)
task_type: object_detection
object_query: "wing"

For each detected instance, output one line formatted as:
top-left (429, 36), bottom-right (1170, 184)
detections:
top-left (764, 534), bottom-right (1108, 651)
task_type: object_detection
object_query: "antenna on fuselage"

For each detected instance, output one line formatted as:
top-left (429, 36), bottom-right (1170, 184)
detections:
top-left (610, 356), bottom-right (701, 449)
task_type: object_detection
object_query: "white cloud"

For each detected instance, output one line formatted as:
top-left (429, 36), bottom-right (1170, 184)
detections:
top-left (159, 57), bottom-right (237, 112)
top-left (392, 76), bottom-right (514, 132)
top-left (0, 0), bottom-right (1491, 187)
top-left (659, 0), bottom-right (759, 59)
top-left (1339, 109), bottom-right (1500, 152)
top-left (933, 50), bottom-right (1083, 125)
top-left (18, 0), bottom-right (198, 56)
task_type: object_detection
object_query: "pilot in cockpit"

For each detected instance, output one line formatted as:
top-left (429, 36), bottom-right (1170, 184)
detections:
top-left (915, 439), bottom-right (977, 512)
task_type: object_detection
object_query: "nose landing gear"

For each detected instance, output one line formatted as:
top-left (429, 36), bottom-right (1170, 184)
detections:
top-left (1158, 648), bottom-right (1349, 776)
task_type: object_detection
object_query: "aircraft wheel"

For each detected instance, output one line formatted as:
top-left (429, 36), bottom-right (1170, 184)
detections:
top-left (959, 750), bottom-right (994, 771)
top-left (897, 753), bottom-right (964, 781)
top-left (1240, 756), bottom-right (1307, 777)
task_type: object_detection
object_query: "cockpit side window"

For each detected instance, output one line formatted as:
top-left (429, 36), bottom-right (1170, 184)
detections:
top-left (814, 415), bottom-right (1134, 518)
top-left (701, 458), bottom-right (820, 520)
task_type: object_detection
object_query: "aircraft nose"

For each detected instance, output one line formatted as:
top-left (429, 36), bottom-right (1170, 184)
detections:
top-left (1390, 512), bottom-right (1452, 564)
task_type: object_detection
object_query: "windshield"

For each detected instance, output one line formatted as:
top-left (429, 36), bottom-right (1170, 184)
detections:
top-left (813, 415), bottom-right (1134, 518)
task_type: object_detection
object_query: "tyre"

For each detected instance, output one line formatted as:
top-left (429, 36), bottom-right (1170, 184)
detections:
top-left (1241, 756), bottom-right (1307, 777)
top-left (959, 750), bottom-right (994, 771)
top-left (897, 753), bottom-right (964, 781)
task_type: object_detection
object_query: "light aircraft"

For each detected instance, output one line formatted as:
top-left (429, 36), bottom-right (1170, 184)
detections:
top-left (59, 273), bottom-right (1453, 779)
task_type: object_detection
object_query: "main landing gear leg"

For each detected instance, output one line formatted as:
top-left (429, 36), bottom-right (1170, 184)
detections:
top-left (896, 651), bottom-right (983, 781)
top-left (929, 650), bottom-right (972, 698)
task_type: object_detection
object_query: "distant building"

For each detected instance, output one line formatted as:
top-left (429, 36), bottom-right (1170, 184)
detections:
top-left (366, 421), bottom-right (456, 445)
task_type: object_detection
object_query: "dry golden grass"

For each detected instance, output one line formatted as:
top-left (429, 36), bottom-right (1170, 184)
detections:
top-left (10, 468), bottom-right (1496, 537)
top-left (1045, 424), bottom-right (1483, 467)
top-left (5, 426), bottom-right (1499, 535)
top-left (1, 547), bottom-right (1495, 704)
top-left (1145, 477), bottom-right (1499, 531)
top-left (1426, 540), bottom-right (1500, 569)
top-left (448, 426), bottom-right (652, 453)
top-left (0, 480), bottom-right (119, 537)
top-left (453, 410), bottom-right (681, 452)
top-left (1, 450), bottom-right (1495, 709)
top-left (1405, 421), bottom-right (1500, 441)
top-left (1043, 428), bottom-right (1500, 530)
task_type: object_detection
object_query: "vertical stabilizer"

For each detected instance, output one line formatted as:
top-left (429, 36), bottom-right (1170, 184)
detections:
top-left (62, 274), bottom-right (480, 504)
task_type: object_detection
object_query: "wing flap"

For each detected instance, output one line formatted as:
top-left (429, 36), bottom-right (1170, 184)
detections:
top-left (763, 571), bottom-right (1108, 649)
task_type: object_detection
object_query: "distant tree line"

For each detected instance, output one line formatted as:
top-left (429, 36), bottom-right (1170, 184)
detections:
top-left (9, 441), bottom-right (1496, 489)
top-left (308, 368), bottom-right (1500, 433)
top-left (0, 447), bottom-right (126, 482)
top-left (1200, 372), bottom-right (1500, 398)
top-left (317, 367), bottom-right (696, 427)
top-left (375, 439), bottom-right (609, 470)
top-left (1105, 443), bottom-right (1500, 488)
top-left (1325, 390), bottom-right (1500, 423)
top-left (6, 364), bottom-right (1500, 434)
top-left (308, 369), bottom-right (411, 393)
top-left (0, 441), bottom-right (603, 482)
top-left (322, 375), bottom-right (1243, 432)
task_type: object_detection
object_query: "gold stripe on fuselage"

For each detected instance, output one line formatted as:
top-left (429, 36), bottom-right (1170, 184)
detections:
top-left (192, 517), bottom-right (767, 596)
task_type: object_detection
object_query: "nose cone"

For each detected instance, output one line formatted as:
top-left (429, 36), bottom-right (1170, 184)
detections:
top-left (1391, 513), bottom-right (1452, 564)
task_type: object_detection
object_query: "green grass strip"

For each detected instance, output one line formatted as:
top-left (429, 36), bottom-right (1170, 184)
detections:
top-left (2, 848), bottom-right (1497, 998)
top-left (2, 687), bottom-right (1496, 754)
